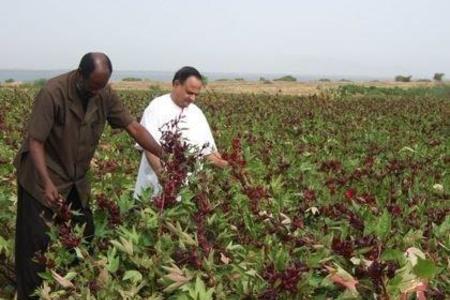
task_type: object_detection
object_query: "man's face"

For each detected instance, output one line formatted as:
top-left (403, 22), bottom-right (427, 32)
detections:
top-left (78, 70), bottom-right (110, 99)
top-left (172, 76), bottom-right (203, 108)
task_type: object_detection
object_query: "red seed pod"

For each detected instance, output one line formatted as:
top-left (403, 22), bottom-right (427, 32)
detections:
top-left (331, 237), bottom-right (353, 258)
top-left (96, 193), bottom-right (122, 227)
top-left (345, 188), bottom-right (357, 200)
top-left (292, 216), bottom-right (304, 230)
top-left (34, 251), bottom-right (54, 268)
top-left (195, 192), bottom-right (212, 215)
top-left (386, 262), bottom-right (399, 279)
top-left (387, 203), bottom-right (402, 217)
top-left (348, 213), bottom-right (365, 231)
top-left (303, 188), bottom-right (316, 202)
top-left (89, 280), bottom-right (100, 293)
top-left (58, 224), bottom-right (81, 249)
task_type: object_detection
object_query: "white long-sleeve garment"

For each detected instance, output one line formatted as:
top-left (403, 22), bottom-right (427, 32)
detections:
top-left (133, 93), bottom-right (217, 199)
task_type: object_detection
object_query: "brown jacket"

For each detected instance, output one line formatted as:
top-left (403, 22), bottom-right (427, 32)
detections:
top-left (14, 70), bottom-right (134, 207)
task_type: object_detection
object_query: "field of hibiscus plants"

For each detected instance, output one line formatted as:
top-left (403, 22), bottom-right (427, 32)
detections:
top-left (0, 84), bottom-right (449, 299)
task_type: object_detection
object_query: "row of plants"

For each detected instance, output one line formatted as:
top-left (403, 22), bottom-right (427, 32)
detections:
top-left (0, 85), bottom-right (448, 298)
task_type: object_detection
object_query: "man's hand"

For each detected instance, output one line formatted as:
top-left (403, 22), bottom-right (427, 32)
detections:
top-left (205, 152), bottom-right (229, 168)
top-left (43, 180), bottom-right (62, 208)
top-left (126, 121), bottom-right (163, 158)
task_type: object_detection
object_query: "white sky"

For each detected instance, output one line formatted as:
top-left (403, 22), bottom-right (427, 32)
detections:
top-left (1, 0), bottom-right (449, 77)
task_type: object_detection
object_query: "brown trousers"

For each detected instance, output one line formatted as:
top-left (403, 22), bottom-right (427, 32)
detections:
top-left (15, 185), bottom-right (94, 300)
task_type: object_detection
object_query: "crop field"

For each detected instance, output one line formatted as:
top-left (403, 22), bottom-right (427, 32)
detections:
top-left (0, 85), bottom-right (449, 299)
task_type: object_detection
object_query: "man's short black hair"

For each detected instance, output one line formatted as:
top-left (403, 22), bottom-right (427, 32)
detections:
top-left (78, 52), bottom-right (113, 79)
top-left (172, 66), bottom-right (203, 85)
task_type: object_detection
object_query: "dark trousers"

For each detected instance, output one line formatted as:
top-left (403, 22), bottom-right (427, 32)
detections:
top-left (15, 185), bottom-right (94, 300)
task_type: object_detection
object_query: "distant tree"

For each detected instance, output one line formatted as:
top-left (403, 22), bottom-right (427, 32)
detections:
top-left (273, 75), bottom-right (296, 82)
top-left (122, 77), bottom-right (142, 82)
top-left (394, 75), bottom-right (412, 82)
top-left (416, 79), bottom-right (432, 82)
top-left (318, 78), bottom-right (331, 82)
top-left (5, 78), bottom-right (14, 83)
top-left (33, 78), bottom-right (48, 87)
top-left (234, 78), bottom-right (245, 81)
top-left (215, 78), bottom-right (229, 82)
top-left (259, 77), bottom-right (272, 84)
top-left (339, 79), bottom-right (352, 82)
top-left (433, 73), bottom-right (445, 82)
top-left (201, 75), bottom-right (209, 86)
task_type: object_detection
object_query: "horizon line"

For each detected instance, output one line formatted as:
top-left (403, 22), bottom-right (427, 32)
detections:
top-left (0, 68), bottom-right (428, 80)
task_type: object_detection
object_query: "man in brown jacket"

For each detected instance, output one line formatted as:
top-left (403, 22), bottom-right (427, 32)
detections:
top-left (14, 52), bottom-right (162, 299)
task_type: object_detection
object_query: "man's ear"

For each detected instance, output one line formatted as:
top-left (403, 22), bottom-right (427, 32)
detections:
top-left (76, 69), bottom-right (86, 82)
top-left (173, 79), bottom-right (181, 87)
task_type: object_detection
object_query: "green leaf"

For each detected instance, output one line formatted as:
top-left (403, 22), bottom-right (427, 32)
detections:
top-left (107, 247), bottom-right (120, 273)
top-left (434, 215), bottom-right (450, 237)
top-left (74, 247), bottom-right (84, 259)
top-left (299, 161), bottom-right (315, 172)
top-left (270, 175), bottom-right (284, 196)
top-left (245, 269), bottom-right (257, 277)
top-left (65, 272), bottom-right (77, 281)
top-left (123, 270), bottom-right (143, 283)
top-left (0, 236), bottom-right (11, 256)
top-left (195, 276), bottom-right (205, 292)
top-left (363, 213), bottom-right (377, 236)
top-left (243, 213), bottom-right (257, 239)
top-left (375, 210), bottom-right (391, 239)
top-left (381, 249), bottom-right (404, 263)
top-left (111, 236), bottom-right (134, 255)
top-left (413, 257), bottom-right (437, 279)
top-left (274, 246), bottom-right (289, 271)
top-left (194, 276), bottom-right (214, 300)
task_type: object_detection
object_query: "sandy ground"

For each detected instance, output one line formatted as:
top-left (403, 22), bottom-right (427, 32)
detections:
top-left (111, 80), bottom-right (439, 96)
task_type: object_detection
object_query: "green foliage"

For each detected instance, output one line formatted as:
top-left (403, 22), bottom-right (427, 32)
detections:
top-left (33, 78), bottom-right (48, 87)
top-left (331, 84), bottom-right (450, 99)
top-left (122, 77), bottom-right (143, 82)
top-left (259, 77), bottom-right (272, 84)
top-left (273, 75), bottom-right (296, 82)
top-left (433, 73), bottom-right (445, 82)
top-left (0, 85), bottom-right (449, 298)
top-left (201, 75), bottom-right (209, 86)
top-left (394, 75), bottom-right (412, 82)
top-left (4, 78), bottom-right (14, 83)
top-left (413, 258), bottom-right (438, 279)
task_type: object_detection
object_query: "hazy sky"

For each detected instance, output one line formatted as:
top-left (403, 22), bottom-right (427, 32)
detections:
top-left (1, 0), bottom-right (449, 77)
